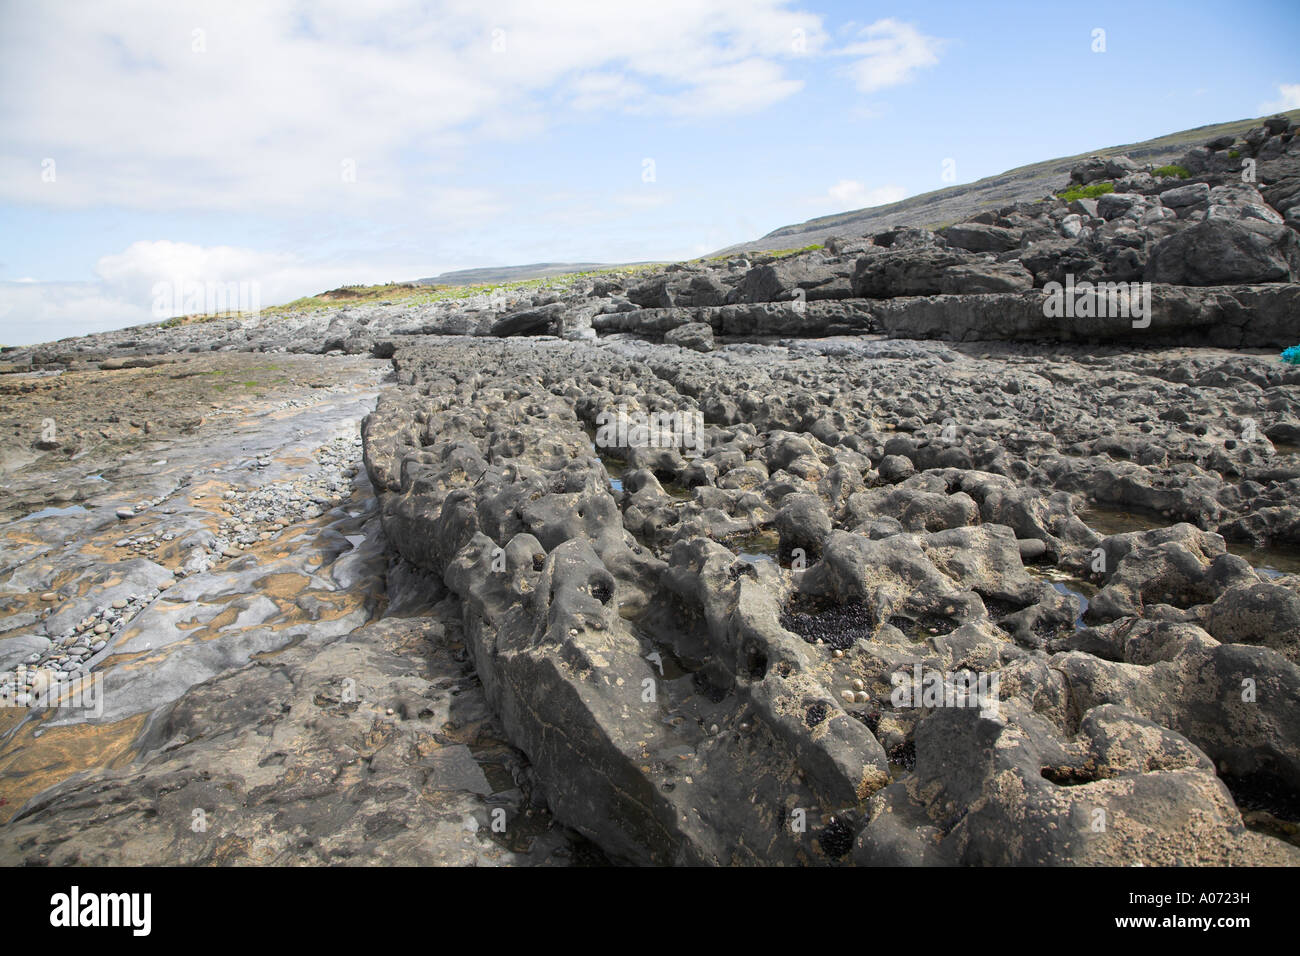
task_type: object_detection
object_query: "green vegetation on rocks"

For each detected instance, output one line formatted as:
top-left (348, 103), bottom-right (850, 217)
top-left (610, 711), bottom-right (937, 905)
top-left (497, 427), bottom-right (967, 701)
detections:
top-left (258, 264), bottom-right (665, 317)
top-left (705, 243), bottom-right (823, 263)
top-left (1057, 181), bottom-right (1115, 202)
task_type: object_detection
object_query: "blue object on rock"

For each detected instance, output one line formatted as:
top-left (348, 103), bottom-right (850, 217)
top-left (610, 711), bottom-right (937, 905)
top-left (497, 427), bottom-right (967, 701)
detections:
top-left (1283, 345), bottom-right (1300, 365)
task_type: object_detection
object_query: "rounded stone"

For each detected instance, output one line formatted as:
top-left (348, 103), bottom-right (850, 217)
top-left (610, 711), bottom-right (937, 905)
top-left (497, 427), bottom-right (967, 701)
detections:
top-left (878, 455), bottom-right (916, 484)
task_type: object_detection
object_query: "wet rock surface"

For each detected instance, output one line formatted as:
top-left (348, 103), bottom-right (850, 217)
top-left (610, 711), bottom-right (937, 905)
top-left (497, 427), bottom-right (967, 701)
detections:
top-left (0, 356), bottom-right (594, 865)
top-left (3, 120), bottom-right (1300, 865)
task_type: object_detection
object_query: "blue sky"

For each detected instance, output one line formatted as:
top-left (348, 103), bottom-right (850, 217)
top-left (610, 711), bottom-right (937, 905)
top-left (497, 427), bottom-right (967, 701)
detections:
top-left (1, 0), bottom-right (1298, 345)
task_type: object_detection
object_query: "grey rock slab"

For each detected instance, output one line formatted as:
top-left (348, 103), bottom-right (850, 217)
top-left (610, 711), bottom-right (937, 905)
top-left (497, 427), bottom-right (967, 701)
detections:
top-left (0, 635), bottom-right (52, 671)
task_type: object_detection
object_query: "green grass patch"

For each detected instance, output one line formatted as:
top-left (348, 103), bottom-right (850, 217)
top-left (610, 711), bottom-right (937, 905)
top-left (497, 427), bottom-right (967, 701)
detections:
top-left (155, 312), bottom-right (226, 329)
top-left (149, 244), bottom-right (836, 330)
top-left (1057, 181), bottom-right (1115, 202)
top-left (1154, 164), bottom-right (1191, 178)
top-left (766, 243), bottom-right (824, 259)
top-left (260, 264), bottom-right (666, 318)
top-left (705, 243), bottom-right (822, 263)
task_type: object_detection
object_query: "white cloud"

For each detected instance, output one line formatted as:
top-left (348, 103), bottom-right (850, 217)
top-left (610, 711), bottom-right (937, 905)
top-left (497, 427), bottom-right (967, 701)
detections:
top-left (0, 0), bottom-right (826, 212)
top-left (94, 241), bottom-right (296, 315)
top-left (658, 59), bottom-right (804, 117)
top-left (0, 281), bottom-right (148, 346)
top-left (614, 191), bottom-right (673, 209)
top-left (0, 3), bottom-right (954, 348)
top-left (839, 19), bottom-right (945, 94)
top-left (1260, 83), bottom-right (1300, 114)
top-left (423, 187), bottom-right (509, 223)
top-left (570, 72), bottom-right (651, 112)
top-left (821, 179), bottom-right (907, 211)
top-left (0, 241), bottom-right (435, 346)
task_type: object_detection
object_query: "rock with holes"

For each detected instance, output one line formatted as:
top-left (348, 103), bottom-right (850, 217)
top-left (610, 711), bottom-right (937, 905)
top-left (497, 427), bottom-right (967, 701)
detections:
top-left (855, 703), bottom-right (1297, 865)
top-left (1202, 581), bottom-right (1300, 663)
top-left (364, 340), bottom-right (902, 863)
top-left (846, 480), bottom-right (980, 534)
top-left (1087, 525), bottom-right (1259, 623)
top-left (1053, 618), bottom-right (1300, 789)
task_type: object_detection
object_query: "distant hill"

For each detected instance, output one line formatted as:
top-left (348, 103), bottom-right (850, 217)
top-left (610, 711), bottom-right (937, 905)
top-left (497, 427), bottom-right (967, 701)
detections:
top-left (407, 111), bottom-right (1300, 285)
top-left (712, 109), bottom-right (1300, 256)
top-left (413, 262), bottom-right (632, 286)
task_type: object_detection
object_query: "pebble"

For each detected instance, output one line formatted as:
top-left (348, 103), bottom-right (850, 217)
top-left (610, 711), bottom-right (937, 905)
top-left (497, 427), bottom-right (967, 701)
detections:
top-left (12, 434), bottom-right (366, 685)
top-left (840, 690), bottom-right (855, 703)
top-left (209, 435), bottom-right (357, 553)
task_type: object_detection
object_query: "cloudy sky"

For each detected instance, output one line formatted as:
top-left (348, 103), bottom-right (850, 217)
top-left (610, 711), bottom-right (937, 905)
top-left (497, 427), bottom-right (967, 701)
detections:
top-left (2, 0), bottom-right (1298, 345)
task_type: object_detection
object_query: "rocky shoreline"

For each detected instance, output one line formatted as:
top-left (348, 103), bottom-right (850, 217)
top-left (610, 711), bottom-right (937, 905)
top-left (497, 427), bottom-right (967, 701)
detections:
top-left (0, 356), bottom-right (594, 864)
top-left (360, 335), bottom-right (1300, 863)
top-left (2, 118), bottom-right (1300, 865)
